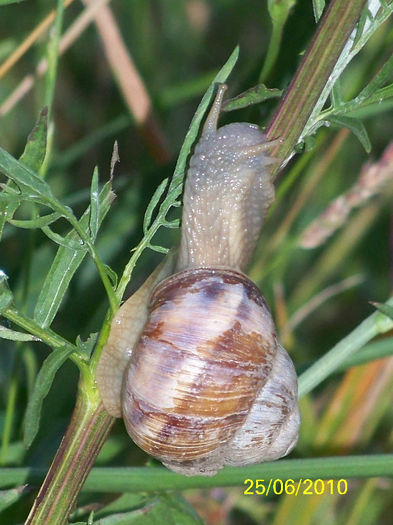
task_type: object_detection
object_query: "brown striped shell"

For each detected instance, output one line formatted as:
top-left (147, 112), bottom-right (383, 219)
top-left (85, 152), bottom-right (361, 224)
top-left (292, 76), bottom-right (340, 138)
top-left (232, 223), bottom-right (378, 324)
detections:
top-left (121, 268), bottom-right (299, 476)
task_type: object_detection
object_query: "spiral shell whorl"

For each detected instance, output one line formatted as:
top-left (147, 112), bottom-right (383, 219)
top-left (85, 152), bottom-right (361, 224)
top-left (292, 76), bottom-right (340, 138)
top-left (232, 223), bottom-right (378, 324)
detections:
top-left (121, 268), bottom-right (294, 476)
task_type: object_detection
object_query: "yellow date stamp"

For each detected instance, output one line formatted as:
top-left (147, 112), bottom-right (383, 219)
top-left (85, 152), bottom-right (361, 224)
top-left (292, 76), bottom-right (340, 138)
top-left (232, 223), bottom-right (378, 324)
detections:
top-left (243, 478), bottom-right (348, 496)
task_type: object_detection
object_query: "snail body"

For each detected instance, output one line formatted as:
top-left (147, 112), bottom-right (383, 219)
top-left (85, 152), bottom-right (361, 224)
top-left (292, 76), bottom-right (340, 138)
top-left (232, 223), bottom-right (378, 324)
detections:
top-left (96, 85), bottom-right (300, 476)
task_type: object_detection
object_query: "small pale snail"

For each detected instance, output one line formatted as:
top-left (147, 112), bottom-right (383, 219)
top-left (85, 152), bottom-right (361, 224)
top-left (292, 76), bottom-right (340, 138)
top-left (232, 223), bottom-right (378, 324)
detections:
top-left (96, 84), bottom-right (300, 476)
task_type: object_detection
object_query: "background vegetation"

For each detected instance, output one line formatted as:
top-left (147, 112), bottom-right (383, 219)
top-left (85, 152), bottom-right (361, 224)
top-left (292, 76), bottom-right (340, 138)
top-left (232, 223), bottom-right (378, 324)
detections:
top-left (1, 0), bottom-right (393, 523)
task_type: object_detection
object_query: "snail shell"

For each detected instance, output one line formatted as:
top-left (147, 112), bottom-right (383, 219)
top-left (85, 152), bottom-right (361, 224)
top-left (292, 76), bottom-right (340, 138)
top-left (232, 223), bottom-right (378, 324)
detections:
top-left (122, 268), bottom-right (299, 476)
top-left (96, 84), bottom-right (300, 476)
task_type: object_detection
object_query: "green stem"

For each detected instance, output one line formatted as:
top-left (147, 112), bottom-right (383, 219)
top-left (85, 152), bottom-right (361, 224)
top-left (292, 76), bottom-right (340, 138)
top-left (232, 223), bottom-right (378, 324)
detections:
top-left (266, 0), bottom-right (367, 163)
top-left (298, 297), bottom-right (393, 397)
top-left (2, 308), bottom-right (86, 372)
top-left (5, 454), bottom-right (393, 493)
top-left (24, 378), bottom-right (114, 525)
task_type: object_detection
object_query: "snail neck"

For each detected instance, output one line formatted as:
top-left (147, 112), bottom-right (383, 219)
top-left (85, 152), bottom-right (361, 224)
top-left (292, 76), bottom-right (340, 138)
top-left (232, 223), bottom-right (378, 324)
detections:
top-left (176, 126), bottom-right (275, 273)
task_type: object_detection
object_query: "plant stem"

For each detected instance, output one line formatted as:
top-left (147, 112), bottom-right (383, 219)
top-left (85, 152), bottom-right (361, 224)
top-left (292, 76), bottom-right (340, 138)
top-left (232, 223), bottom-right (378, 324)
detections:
top-left (266, 0), bottom-right (368, 164)
top-left (6, 454), bottom-right (393, 493)
top-left (24, 378), bottom-right (114, 525)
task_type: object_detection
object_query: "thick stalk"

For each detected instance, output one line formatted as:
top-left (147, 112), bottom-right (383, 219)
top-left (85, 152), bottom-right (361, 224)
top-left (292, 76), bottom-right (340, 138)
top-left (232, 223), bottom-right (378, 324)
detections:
top-left (266, 0), bottom-right (367, 163)
top-left (24, 378), bottom-right (114, 525)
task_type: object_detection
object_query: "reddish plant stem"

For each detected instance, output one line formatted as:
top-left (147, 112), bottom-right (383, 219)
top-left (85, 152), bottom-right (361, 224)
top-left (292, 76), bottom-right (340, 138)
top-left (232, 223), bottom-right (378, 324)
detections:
top-left (266, 0), bottom-right (368, 164)
top-left (25, 390), bottom-right (114, 525)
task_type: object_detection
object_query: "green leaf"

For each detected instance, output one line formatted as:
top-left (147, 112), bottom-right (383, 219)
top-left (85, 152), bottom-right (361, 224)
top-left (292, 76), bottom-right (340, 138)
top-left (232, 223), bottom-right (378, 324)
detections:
top-left (0, 486), bottom-right (27, 512)
top-left (330, 78), bottom-right (343, 108)
top-left (0, 0), bottom-right (28, 4)
top-left (0, 272), bottom-right (13, 313)
top-left (143, 178), bottom-right (168, 234)
top-left (0, 194), bottom-right (20, 239)
top-left (222, 84), bottom-right (282, 112)
top-left (41, 225), bottom-right (88, 251)
top-left (371, 302), bottom-right (393, 321)
top-left (326, 115), bottom-right (371, 153)
top-left (103, 264), bottom-right (118, 288)
top-left (76, 333), bottom-right (98, 358)
top-left (356, 53), bottom-right (393, 103)
top-left (34, 180), bottom-right (114, 328)
top-left (0, 324), bottom-right (39, 342)
top-left (24, 346), bottom-right (75, 448)
top-left (312, 0), bottom-right (325, 22)
top-left (89, 167), bottom-right (99, 239)
top-left (0, 145), bottom-right (56, 202)
top-left (95, 494), bottom-right (203, 525)
top-left (19, 107), bottom-right (48, 172)
top-left (148, 244), bottom-right (169, 254)
top-left (8, 212), bottom-right (62, 229)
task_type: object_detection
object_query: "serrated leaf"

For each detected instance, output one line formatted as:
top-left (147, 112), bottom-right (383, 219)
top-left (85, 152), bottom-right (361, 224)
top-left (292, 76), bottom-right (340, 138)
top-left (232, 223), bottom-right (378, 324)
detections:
top-left (34, 180), bottom-right (114, 328)
top-left (41, 225), bottom-right (87, 251)
top-left (371, 302), bottom-right (393, 320)
top-left (143, 178), bottom-right (168, 234)
top-left (223, 84), bottom-right (282, 112)
top-left (0, 324), bottom-right (40, 342)
top-left (89, 167), bottom-right (99, 239)
top-left (8, 212), bottom-right (61, 229)
top-left (24, 346), bottom-right (75, 448)
top-left (19, 107), bottom-right (48, 172)
top-left (327, 115), bottom-right (371, 153)
top-left (312, 0), bottom-right (325, 22)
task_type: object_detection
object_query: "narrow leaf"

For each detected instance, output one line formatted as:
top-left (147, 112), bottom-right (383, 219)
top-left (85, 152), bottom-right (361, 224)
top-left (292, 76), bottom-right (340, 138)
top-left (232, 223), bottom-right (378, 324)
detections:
top-left (143, 178), bottom-right (168, 234)
top-left (371, 301), bottom-right (393, 320)
top-left (34, 181), bottom-right (114, 328)
top-left (0, 324), bottom-right (40, 342)
top-left (24, 346), bottom-right (75, 448)
top-left (148, 244), bottom-right (169, 254)
top-left (330, 78), bottom-right (343, 108)
top-left (89, 167), bottom-right (99, 239)
top-left (0, 272), bottom-right (13, 313)
top-left (0, 194), bottom-right (20, 240)
top-left (41, 225), bottom-right (87, 251)
top-left (0, 486), bottom-right (27, 512)
top-left (0, 0), bottom-right (28, 4)
top-left (8, 212), bottom-right (61, 229)
top-left (356, 52), bottom-right (393, 103)
top-left (76, 333), bottom-right (98, 358)
top-left (222, 84), bottom-right (282, 112)
top-left (312, 0), bottom-right (325, 22)
top-left (0, 146), bottom-right (55, 201)
top-left (19, 107), bottom-right (48, 172)
top-left (327, 114), bottom-right (371, 153)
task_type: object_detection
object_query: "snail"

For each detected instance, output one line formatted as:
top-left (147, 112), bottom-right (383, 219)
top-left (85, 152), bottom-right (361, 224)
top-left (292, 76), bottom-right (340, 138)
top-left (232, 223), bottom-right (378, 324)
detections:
top-left (96, 84), bottom-right (300, 476)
